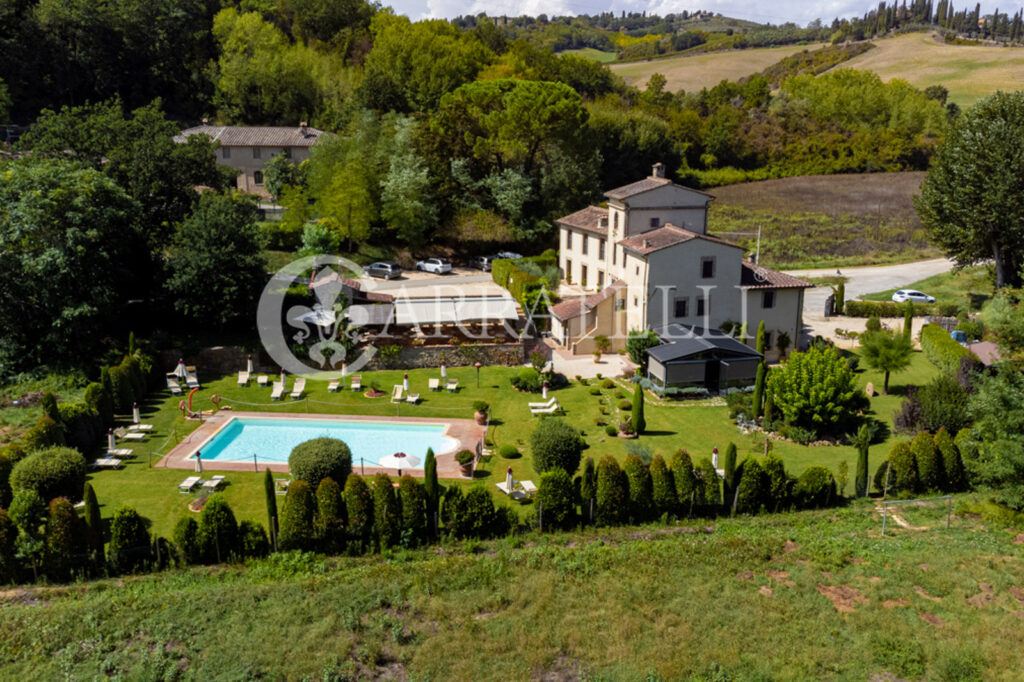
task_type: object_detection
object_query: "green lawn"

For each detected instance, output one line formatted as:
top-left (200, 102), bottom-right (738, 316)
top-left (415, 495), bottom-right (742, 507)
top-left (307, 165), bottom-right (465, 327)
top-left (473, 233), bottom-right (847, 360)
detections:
top-left (82, 351), bottom-right (938, 538)
top-left (860, 265), bottom-right (992, 311)
top-left (560, 47), bottom-right (617, 63)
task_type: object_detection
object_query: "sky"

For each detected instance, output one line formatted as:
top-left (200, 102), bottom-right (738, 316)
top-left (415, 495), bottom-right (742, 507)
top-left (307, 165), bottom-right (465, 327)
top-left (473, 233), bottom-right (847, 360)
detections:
top-left (388, 0), bottom-right (1024, 26)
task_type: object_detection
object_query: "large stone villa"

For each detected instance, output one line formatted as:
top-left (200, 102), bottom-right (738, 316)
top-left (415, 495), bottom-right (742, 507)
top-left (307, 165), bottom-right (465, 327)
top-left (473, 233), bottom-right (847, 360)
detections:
top-left (174, 121), bottom-right (323, 198)
top-left (550, 163), bottom-right (812, 391)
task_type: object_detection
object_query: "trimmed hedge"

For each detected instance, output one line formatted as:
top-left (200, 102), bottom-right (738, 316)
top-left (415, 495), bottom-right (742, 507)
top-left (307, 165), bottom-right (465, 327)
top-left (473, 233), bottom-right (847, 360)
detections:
top-left (844, 300), bottom-right (960, 318)
top-left (530, 418), bottom-right (583, 475)
top-left (279, 480), bottom-right (316, 552)
top-left (10, 447), bottom-right (86, 502)
top-left (57, 402), bottom-right (103, 453)
top-left (596, 456), bottom-right (629, 526)
top-left (288, 438), bottom-right (353, 491)
top-left (793, 465), bottom-right (836, 508)
top-left (198, 495), bottom-right (239, 563)
top-left (920, 324), bottom-right (973, 374)
top-left (536, 468), bottom-right (575, 531)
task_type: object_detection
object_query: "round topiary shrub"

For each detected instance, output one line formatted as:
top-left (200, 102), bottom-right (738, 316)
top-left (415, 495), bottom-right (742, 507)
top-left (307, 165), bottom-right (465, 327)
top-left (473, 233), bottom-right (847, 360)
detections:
top-left (604, 424), bottom-right (618, 437)
top-left (735, 457), bottom-right (769, 514)
top-left (530, 418), bottom-right (583, 475)
top-left (589, 387), bottom-right (601, 396)
top-left (288, 438), bottom-right (352, 490)
top-left (10, 446), bottom-right (86, 502)
top-left (498, 445), bottom-right (520, 459)
top-left (198, 495), bottom-right (239, 563)
top-left (600, 378), bottom-right (614, 389)
top-left (793, 465), bottom-right (836, 509)
top-left (510, 367), bottom-right (543, 393)
top-left (617, 399), bottom-right (632, 411)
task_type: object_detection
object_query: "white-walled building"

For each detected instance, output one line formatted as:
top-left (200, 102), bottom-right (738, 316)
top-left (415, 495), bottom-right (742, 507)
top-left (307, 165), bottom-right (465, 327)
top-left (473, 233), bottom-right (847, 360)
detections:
top-left (550, 164), bottom-right (812, 389)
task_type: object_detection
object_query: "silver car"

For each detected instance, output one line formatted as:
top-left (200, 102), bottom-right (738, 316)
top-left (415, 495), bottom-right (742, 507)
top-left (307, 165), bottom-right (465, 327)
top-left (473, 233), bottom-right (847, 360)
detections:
top-left (364, 261), bottom-right (402, 280)
top-left (892, 289), bottom-right (935, 304)
top-left (415, 257), bottom-right (452, 274)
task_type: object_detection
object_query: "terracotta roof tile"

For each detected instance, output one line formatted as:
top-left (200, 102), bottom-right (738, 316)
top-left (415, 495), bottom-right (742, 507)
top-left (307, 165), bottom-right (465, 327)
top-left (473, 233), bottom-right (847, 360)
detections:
top-left (174, 125), bottom-right (324, 147)
top-left (618, 224), bottom-right (742, 256)
top-left (740, 261), bottom-right (814, 289)
top-left (556, 205), bottom-right (608, 236)
top-left (550, 280), bottom-right (625, 321)
top-left (604, 176), bottom-right (673, 200)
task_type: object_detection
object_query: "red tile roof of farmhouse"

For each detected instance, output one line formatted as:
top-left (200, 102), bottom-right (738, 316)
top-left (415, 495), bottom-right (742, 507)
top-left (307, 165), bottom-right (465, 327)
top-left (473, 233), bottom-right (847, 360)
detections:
top-left (740, 261), bottom-right (814, 289)
top-left (550, 280), bottom-right (625, 321)
top-left (556, 205), bottom-right (609, 236)
top-left (618, 224), bottom-right (740, 255)
top-left (173, 124), bottom-right (324, 147)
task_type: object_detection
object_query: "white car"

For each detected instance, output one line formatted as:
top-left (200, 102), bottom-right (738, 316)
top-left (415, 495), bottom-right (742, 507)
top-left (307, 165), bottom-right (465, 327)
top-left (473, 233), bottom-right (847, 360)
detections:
top-left (892, 289), bottom-right (935, 304)
top-left (415, 257), bottom-right (452, 274)
top-left (495, 251), bottom-right (523, 260)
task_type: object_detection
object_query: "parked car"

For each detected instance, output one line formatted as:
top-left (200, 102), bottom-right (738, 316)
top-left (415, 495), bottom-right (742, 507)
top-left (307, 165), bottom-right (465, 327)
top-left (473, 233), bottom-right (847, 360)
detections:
top-left (469, 255), bottom-right (497, 271)
top-left (415, 257), bottom-right (452, 274)
top-left (364, 261), bottom-right (402, 280)
top-left (892, 289), bottom-right (935, 304)
top-left (495, 250), bottom-right (524, 260)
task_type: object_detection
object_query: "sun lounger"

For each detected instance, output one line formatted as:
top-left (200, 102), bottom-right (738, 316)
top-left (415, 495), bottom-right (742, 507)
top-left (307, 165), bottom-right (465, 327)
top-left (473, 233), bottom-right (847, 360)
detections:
top-left (202, 475), bottom-right (226, 492)
top-left (257, 374), bottom-right (269, 387)
top-left (530, 401), bottom-right (561, 416)
top-left (520, 480), bottom-right (538, 496)
top-left (92, 458), bottom-right (121, 469)
top-left (327, 379), bottom-right (340, 392)
top-left (270, 381), bottom-right (284, 400)
top-left (238, 370), bottom-right (249, 386)
top-left (290, 377), bottom-right (306, 399)
top-left (391, 385), bottom-right (404, 403)
top-left (496, 480), bottom-right (526, 500)
top-left (178, 476), bottom-right (201, 493)
top-left (186, 367), bottom-right (200, 388)
top-left (406, 393), bottom-right (420, 405)
top-left (128, 423), bottom-right (153, 432)
top-left (428, 378), bottom-right (440, 391)
top-left (107, 448), bottom-right (133, 458)
top-left (528, 397), bottom-right (558, 409)
top-left (166, 376), bottom-right (182, 395)
top-left (446, 379), bottom-right (459, 392)
top-left (350, 375), bottom-right (362, 391)
top-left (122, 431), bottom-right (147, 441)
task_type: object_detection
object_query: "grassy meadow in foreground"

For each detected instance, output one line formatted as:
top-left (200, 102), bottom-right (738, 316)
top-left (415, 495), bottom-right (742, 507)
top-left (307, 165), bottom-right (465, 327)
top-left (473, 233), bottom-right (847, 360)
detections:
top-left (0, 500), bottom-right (1020, 679)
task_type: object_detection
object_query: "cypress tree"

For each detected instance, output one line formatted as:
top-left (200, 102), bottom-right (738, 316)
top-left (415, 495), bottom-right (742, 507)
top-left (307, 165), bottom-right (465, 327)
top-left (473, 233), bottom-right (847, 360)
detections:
top-left (903, 300), bottom-right (914, 343)
top-left (44, 497), bottom-right (76, 581)
top-left (762, 453), bottom-right (790, 511)
top-left (372, 473), bottom-right (400, 550)
top-left (669, 448), bottom-right (699, 513)
top-left (198, 496), bottom-right (239, 563)
top-left (423, 448), bottom-right (439, 538)
top-left (595, 456), bottom-right (629, 526)
top-left (735, 458), bottom-right (768, 514)
top-left (890, 441), bottom-right (919, 494)
top-left (579, 457), bottom-right (597, 524)
top-left (696, 457), bottom-right (721, 512)
top-left (263, 468), bottom-right (278, 550)
top-left (40, 391), bottom-right (60, 423)
top-left (856, 438), bottom-right (870, 498)
top-left (934, 427), bottom-right (966, 492)
top-left (753, 321), bottom-right (767, 418)
top-left (343, 474), bottom-right (374, 553)
top-left (912, 431), bottom-right (944, 492)
top-left (623, 454), bottom-right (653, 522)
top-left (836, 282), bottom-right (845, 314)
top-left (631, 382), bottom-right (646, 435)
top-left (108, 505), bottom-right (151, 574)
top-left (0, 510), bottom-right (17, 584)
top-left (649, 454), bottom-right (676, 516)
top-left (82, 483), bottom-right (104, 569)
top-left (172, 516), bottom-right (200, 565)
top-left (398, 476), bottom-right (427, 546)
top-left (316, 477), bottom-right (346, 554)
top-left (723, 443), bottom-right (738, 508)
top-left (278, 480), bottom-right (315, 552)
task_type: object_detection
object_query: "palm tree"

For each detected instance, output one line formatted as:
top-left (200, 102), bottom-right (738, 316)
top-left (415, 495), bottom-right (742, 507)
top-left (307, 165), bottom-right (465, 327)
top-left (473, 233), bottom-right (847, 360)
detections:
top-left (859, 330), bottom-right (913, 394)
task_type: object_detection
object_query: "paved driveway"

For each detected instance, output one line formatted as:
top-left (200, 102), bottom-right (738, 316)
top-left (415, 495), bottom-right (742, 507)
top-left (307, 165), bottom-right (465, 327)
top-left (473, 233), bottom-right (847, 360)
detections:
top-left (784, 258), bottom-right (956, 344)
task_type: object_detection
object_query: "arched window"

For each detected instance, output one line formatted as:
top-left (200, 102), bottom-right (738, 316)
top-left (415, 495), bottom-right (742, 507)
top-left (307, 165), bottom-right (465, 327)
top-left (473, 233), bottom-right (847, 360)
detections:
top-left (253, 171), bottom-right (264, 185)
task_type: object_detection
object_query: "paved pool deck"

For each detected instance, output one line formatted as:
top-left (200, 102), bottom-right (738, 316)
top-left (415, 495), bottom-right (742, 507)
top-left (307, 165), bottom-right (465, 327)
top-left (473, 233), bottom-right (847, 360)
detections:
top-left (156, 410), bottom-right (485, 479)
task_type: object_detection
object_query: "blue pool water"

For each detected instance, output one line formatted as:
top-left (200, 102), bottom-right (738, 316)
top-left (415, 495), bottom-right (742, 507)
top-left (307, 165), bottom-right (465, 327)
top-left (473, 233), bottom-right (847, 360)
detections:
top-left (198, 417), bottom-right (458, 466)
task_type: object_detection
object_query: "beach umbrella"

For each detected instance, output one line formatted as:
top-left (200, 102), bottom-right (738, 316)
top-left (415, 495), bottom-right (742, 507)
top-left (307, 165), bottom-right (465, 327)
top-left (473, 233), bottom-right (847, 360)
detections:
top-left (378, 452), bottom-right (420, 477)
top-left (108, 429), bottom-right (116, 451)
top-left (440, 361), bottom-right (447, 379)
top-left (542, 380), bottom-right (548, 400)
top-left (341, 361), bottom-right (347, 376)
top-left (194, 450), bottom-right (203, 473)
top-left (132, 402), bottom-right (140, 424)
top-left (174, 359), bottom-right (188, 379)
top-left (246, 354), bottom-right (254, 374)
top-left (280, 368), bottom-right (286, 383)
top-left (403, 373), bottom-right (409, 392)
top-left (505, 466), bottom-right (514, 492)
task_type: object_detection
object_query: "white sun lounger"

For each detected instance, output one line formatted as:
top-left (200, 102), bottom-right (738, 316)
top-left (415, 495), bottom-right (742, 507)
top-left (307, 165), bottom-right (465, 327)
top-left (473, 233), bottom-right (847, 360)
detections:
top-left (446, 379), bottom-right (459, 392)
top-left (186, 368), bottom-right (200, 388)
top-left (121, 431), bottom-right (147, 441)
top-left (350, 375), bottom-right (362, 391)
top-left (428, 378), bottom-right (440, 391)
top-left (496, 480), bottom-right (526, 500)
top-left (327, 379), bottom-right (340, 392)
top-left (406, 393), bottom-right (420, 405)
top-left (107, 449), bottom-right (134, 458)
top-left (520, 480), bottom-right (538, 496)
top-left (528, 397), bottom-right (557, 409)
top-left (530, 401), bottom-right (561, 416)
top-left (238, 370), bottom-right (250, 386)
top-left (166, 376), bottom-right (182, 395)
top-left (270, 381), bottom-right (284, 400)
top-left (92, 458), bottom-right (121, 469)
top-left (257, 374), bottom-right (269, 387)
top-left (128, 423), bottom-right (153, 432)
top-left (202, 475), bottom-right (226, 491)
top-left (290, 377), bottom-right (306, 399)
top-left (178, 476), bottom-right (201, 493)
top-left (391, 385), bottom-right (404, 403)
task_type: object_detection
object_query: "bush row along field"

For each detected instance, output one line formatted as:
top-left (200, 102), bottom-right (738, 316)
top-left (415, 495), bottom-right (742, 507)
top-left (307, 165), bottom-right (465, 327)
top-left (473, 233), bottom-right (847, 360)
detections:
top-left (0, 499), bottom-right (1021, 679)
top-left (707, 171), bottom-right (940, 269)
top-left (38, 351), bottom-right (942, 541)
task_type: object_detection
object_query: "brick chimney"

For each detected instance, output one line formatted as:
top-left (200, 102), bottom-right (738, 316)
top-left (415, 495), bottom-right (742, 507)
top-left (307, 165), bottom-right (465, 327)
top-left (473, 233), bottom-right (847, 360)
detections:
top-left (201, 117), bottom-right (209, 126)
top-left (651, 162), bottom-right (666, 178)
top-left (299, 121), bottom-right (308, 136)
top-left (643, 238), bottom-right (649, 249)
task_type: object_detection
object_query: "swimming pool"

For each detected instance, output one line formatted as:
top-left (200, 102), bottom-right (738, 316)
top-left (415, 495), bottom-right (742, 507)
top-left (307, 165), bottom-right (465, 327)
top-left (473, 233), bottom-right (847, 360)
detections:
top-left (197, 417), bottom-right (458, 466)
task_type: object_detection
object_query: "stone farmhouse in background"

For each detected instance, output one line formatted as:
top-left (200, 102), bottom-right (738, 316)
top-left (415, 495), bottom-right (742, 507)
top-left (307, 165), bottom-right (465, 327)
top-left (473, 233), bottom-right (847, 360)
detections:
top-left (174, 121), bottom-right (323, 198)
top-left (551, 164), bottom-right (812, 391)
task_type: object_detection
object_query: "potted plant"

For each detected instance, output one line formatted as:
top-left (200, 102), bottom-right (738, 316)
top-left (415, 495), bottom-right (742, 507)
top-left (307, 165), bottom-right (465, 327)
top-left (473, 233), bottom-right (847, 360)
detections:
top-left (594, 335), bottom-right (610, 362)
top-left (472, 401), bottom-right (489, 425)
top-left (456, 449), bottom-right (475, 476)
